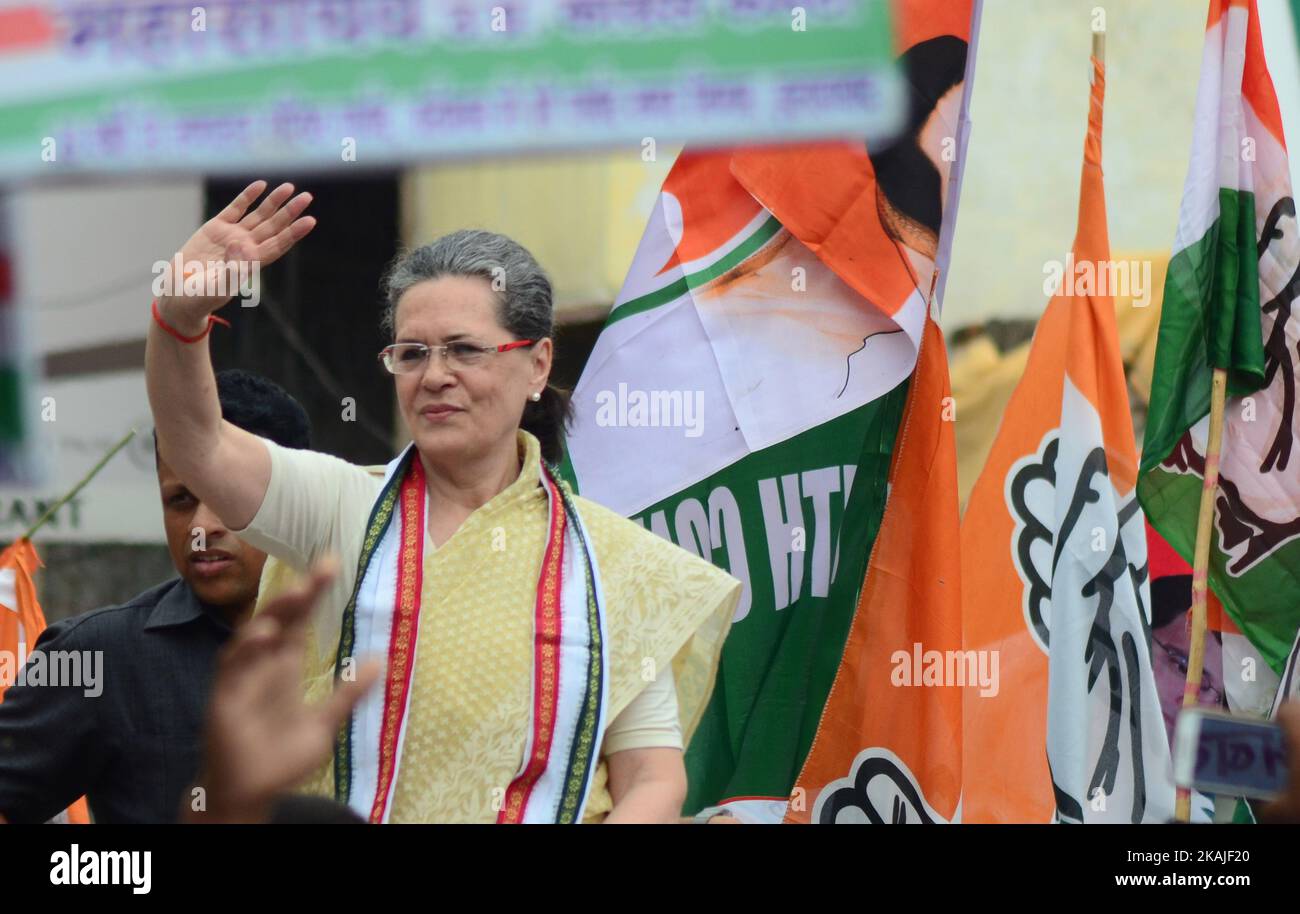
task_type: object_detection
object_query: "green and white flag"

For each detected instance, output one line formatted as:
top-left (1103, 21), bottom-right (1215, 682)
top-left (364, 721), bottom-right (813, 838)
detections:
top-left (1138, 0), bottom-right (1300, 676)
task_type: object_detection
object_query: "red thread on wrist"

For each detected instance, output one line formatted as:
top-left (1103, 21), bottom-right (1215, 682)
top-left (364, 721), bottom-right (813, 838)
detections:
top-left (152, 298), bottom-right (230, 344)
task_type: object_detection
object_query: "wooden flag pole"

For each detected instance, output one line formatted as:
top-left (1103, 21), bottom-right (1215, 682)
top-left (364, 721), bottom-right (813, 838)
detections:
top-left (1174, 367), bottom-right (1228, 822)
top-left (18, 428), bottom-right (137, 542)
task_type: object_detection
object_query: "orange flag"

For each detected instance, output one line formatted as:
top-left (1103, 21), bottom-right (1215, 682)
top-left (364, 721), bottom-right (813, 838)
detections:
top-left (785, 315), bottom-right (964, 823)
top-left (0, 538), bottom-right (47, 705)
top-left (960, 54), bottom-right (1174, 822)
top-left (0, 538), bottom-right (90, 824)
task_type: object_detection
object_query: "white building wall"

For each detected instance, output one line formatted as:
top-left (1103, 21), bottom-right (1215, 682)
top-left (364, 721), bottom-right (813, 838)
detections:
top-left (1, 178), bottom-right (202, 544)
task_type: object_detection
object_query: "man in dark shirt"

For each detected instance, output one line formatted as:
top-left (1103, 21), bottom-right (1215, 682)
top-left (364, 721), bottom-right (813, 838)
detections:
top-left (0, 369), bottom-right (312, 823)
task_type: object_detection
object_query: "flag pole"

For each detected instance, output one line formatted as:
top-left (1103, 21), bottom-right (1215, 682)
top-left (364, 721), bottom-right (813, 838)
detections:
top-left (1174, 368), bottom-right (1228, 821)
top-left (17, 428), bottom-right (136, 542)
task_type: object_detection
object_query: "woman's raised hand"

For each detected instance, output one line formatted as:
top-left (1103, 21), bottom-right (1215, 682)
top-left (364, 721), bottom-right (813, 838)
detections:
top-left (156, 180), bottom-right (316, 332)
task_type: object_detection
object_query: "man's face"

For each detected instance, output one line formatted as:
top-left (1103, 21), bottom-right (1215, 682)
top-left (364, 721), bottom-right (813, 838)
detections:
top-left (157, 452), bottom-right (267, 612)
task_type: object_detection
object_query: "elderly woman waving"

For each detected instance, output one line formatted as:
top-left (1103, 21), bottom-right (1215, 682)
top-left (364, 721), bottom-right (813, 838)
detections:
top-left (146, 181), bottom-right (740, 824)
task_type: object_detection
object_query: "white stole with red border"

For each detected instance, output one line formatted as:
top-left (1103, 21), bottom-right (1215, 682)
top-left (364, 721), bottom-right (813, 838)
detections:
top-left (333, 442), bottom-right (609, 824)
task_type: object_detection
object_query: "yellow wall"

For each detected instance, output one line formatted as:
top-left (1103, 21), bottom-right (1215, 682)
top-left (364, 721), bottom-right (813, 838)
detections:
top-left (944, 0), bottom-right (1207, 329)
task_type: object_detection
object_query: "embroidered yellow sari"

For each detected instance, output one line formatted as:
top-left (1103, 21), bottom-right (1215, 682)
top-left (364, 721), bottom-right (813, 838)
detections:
top-left (252, 431), bottom-right (739, 822)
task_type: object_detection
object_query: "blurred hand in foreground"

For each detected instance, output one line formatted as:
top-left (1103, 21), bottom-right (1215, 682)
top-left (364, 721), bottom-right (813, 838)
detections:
top-left (1261, 701), bottom-right (1300, 824)
top-left (184, 559), bottom-right (380, 824)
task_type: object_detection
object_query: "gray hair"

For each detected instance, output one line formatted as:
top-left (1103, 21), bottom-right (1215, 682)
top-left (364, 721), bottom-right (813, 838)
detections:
top-left (380, 229), bottom-right (554, 345)
top-left (379, 229), bottom-right (572, 463)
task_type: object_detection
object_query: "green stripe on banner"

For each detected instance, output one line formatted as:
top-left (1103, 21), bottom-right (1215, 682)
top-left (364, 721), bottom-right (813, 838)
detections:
top-left (602, 216), bottom-right (783, 328)
top-left (0, 3), bottom-right (901, 177)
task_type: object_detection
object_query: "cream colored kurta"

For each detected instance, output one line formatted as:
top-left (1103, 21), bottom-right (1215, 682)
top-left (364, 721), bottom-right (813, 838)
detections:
top-left (237, 430), bottom-right (740, 823)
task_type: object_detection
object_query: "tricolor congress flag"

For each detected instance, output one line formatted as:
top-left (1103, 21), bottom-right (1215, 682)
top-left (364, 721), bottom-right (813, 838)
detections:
top-left (785, 315), bottom-right (964, 824)
top-left (563, 144), bottom-right (921, 817)
top-left (961, 52), bottom-right (1174, 823)
top-left (1137, 0), bottom-right (1300, 678)
top-left (562, 0), bottom-right (977, 818)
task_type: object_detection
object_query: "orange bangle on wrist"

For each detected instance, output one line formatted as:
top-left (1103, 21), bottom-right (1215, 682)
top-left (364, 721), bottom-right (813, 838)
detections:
top-left (151, 298), bottom-right (230, 344)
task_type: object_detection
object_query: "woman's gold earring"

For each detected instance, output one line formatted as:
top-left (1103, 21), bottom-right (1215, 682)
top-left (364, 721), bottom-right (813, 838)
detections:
top-left (529, 391), bottom-right (541, 402)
